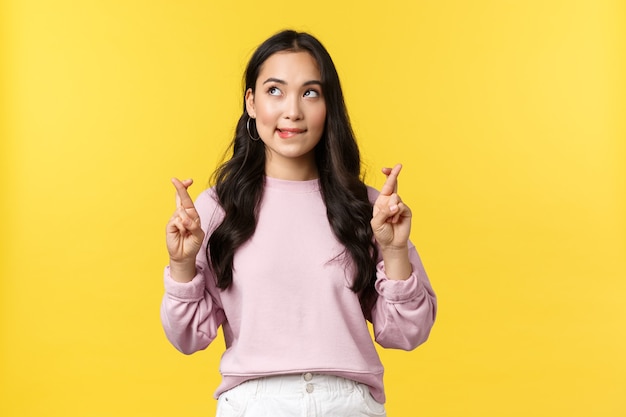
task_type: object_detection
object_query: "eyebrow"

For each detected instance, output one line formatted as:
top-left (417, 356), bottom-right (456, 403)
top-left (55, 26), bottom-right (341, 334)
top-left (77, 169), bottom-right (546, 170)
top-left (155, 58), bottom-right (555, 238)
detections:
top-left (262, 77), bottom-right (322, 87)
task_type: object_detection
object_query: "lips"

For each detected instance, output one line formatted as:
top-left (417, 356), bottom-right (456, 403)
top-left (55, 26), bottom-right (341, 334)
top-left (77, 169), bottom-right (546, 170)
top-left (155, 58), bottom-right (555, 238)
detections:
top-left (277, 128), bottom-right (306, 139)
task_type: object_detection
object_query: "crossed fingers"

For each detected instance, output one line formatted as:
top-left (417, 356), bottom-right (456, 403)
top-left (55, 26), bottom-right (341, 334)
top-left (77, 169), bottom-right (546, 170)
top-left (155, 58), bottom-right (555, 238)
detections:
top-left (380, 164), bottom-right (401, 196)
top-left (171, 178), bottom-right (201, 227)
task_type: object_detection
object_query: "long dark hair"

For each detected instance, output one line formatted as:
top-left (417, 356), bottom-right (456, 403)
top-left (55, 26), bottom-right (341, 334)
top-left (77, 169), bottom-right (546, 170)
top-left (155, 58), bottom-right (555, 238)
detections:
top-left (208, 30), bottom-right (378, 312)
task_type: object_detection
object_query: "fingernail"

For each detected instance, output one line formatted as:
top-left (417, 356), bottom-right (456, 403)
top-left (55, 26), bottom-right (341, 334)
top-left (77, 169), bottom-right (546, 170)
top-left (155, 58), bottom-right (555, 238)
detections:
top-left (389, 204), bottom-right (398, 212)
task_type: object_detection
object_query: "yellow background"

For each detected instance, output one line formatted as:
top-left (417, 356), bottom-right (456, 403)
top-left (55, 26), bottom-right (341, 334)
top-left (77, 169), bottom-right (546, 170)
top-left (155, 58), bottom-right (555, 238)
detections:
top-left (1, 1), bottom-right (624, 416)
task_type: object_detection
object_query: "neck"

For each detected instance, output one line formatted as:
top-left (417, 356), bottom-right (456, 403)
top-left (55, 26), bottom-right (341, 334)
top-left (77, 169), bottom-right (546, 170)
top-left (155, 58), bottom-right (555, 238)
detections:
top-left (265, 155), bottom-right (319, 181)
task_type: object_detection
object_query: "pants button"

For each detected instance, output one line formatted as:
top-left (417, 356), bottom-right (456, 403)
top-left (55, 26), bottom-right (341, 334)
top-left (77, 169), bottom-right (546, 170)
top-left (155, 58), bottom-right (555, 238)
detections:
top-left (306, 383), bottom-right (314, 393)
top-left (303, 372), bottom-right (313, 381)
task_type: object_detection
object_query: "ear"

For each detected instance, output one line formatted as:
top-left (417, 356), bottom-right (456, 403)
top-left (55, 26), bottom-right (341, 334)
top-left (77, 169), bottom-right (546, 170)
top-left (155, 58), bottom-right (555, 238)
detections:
top-left (245, 88), bottom-right (256, 118)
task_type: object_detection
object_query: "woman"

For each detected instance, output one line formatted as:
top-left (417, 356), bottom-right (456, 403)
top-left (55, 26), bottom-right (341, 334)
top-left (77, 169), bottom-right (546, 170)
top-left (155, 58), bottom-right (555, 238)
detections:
top-left (162, 30), bottom-right (436, 417)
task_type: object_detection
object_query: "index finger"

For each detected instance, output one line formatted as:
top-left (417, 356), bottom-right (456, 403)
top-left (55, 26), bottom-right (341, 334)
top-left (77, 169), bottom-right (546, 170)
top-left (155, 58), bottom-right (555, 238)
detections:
top-left (380, 164), bottom-right (402, 196)
top-left (171, 178), bottom-right (195, 209)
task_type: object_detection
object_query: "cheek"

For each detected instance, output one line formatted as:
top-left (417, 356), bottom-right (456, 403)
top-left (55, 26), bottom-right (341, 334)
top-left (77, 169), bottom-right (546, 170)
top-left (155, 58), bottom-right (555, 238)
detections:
top-left (311, 108), bottom-right (327, 131)
top-left (255, 102), bottom-right (280, 125)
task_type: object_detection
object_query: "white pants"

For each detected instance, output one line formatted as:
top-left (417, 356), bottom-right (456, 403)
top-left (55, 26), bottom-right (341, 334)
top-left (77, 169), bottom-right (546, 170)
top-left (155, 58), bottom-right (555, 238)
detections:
top-left (216, 374), bottom-right (387, 417)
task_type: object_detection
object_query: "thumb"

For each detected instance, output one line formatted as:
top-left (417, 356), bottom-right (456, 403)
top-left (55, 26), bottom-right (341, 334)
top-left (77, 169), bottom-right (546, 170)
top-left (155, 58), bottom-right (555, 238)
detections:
top-left (370, 203), bottom-right (397, 232)
top-left (190, 220), bottom-right (205, 243)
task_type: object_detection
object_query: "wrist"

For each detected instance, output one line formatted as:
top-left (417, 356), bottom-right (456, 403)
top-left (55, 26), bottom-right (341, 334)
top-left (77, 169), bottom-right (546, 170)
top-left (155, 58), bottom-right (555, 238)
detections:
top-left (380, 243), bottom-right (409, 258)
top-left (169, 259), bottom-right (197, 283)
top-left (380, 244), bottom-right (411, 280)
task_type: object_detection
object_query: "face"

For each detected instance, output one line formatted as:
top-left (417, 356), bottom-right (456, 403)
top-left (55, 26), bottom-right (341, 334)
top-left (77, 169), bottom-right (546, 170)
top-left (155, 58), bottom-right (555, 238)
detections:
top-left (245, 51), bottom-right (327, 179)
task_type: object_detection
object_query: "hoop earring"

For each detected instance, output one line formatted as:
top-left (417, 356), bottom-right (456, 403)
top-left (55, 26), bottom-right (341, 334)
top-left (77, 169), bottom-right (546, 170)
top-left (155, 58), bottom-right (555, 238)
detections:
top-left (246, 118), bottom-right (260, 141)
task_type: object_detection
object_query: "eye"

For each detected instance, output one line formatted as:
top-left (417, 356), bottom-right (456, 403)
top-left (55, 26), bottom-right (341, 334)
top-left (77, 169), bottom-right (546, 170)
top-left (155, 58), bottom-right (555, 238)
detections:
top-left (268, 86), bottom-right (281, 96)
top-left (303, 89), bottom-right (321, 98)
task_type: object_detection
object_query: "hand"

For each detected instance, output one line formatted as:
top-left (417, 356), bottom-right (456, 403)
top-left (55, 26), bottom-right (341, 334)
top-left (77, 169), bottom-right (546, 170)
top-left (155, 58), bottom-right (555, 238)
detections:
top-left (166, 178), bottom-right (205, 281)
top-left (371, 164), bottom-right (412, 251)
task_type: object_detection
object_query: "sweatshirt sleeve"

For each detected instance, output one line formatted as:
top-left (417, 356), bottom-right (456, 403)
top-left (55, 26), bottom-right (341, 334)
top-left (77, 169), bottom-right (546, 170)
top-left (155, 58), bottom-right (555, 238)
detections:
top-left (370, 241), bottom-right (437, 351)
top-left (160, 190), bottom-right (227, 355)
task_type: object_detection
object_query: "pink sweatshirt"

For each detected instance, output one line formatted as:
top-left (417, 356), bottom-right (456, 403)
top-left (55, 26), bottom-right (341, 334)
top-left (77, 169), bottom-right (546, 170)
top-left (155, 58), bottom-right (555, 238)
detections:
top-left (160, 177), bottom-right (436, 403)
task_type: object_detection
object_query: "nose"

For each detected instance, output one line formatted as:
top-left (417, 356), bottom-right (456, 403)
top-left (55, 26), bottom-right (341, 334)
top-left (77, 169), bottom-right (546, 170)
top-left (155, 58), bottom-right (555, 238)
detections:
top-left (283, 95), bottom-right (303, 120)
